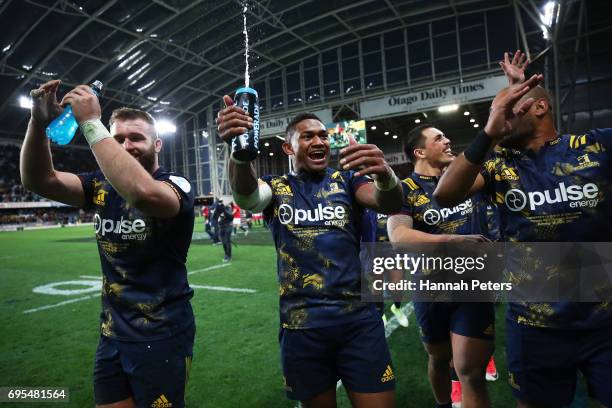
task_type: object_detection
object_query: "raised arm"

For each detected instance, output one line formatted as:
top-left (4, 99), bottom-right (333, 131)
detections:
top-left (434, 74), bottom-right (543, 207)
top-left (216, 95), bottom-right (271, 212)
top-left (20, 80), bottom-right (85, 207)
top-left (387, 214), bottom-right (489, 243)
top-left (61, 85), bottom-right (185, 218)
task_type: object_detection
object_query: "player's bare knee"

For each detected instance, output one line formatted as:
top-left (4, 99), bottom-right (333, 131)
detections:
top-left (455, 364), bottom-right (487, 390)
top-left (428, 353), bottom-right (451, 372)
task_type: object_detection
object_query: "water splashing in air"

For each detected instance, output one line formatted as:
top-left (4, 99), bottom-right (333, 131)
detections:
top-left (242, 1), bottom-right (250, 88)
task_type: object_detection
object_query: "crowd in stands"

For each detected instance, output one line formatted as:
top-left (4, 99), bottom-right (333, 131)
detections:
top-left (0, 144), bottom-right (96, 202)
top-left (0, 143), bottom-right (97, 227)
top-left (0, 208), bottom-right (94, 226)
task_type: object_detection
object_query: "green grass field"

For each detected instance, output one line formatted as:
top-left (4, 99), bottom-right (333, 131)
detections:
top-left (0, 220), bottom-right (521, 407)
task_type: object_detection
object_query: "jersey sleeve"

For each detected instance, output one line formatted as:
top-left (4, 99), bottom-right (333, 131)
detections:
top-left (77, 170), bottom-right (104, 210)
top-left (397, 178), bottom-right (418, 217)
top-left (157, 173), bottom-right (195, 215)
top-left (349, 171), bottom-right (373, 192)
top-left (479, 151), bottom-right (499, 196)
top-left (588, 128), bottom-right (612, 151)
top-left (259, 174), bottom-right (278, 222)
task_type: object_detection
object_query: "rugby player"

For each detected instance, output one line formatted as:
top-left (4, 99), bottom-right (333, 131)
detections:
top-left (434, 65), bottom-right (612, 407)
top-left (217, 95), bottom-right (403, 408)
top-left (21, 80), bottom-right (195, 408)
top-left (387, 125), bottom-right (496, 408)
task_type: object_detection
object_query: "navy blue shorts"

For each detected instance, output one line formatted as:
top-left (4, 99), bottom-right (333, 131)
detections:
top-left (93, 325), bottom-right (195, 407)
top-left (414, 302), bottom-right (495, 344)
top-left (280, 317), bottom-right (395, 401)
top-left (506, 318), bottom-right (612, 407)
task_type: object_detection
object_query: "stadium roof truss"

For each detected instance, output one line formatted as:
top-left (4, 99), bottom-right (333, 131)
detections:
top-left (1, 0), bottom-right (611, 197)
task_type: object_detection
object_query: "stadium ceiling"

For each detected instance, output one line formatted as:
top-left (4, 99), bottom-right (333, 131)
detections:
top-left (0, 0), bottom-right (524, 139)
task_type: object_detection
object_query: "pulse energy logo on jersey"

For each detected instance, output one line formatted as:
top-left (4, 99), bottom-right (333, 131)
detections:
top-left (278, 203), bottom-right (347, 226)
top-left (423, 199), bottom-right (474, 226)
top-left (504, 182), bottom-right (599, 212)
top-left (94, 213), bottom-right (148, 240)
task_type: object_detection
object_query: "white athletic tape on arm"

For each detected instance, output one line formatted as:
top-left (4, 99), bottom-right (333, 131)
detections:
top-left (233, 181), bottom-right (272, 212)
top-left (80, 118), bottom-right (112, 147)
top-left (374, 171), bottom-right (400, 191)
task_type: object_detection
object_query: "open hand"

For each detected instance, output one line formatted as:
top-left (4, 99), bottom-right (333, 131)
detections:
top-left (500, 50), bottom-right (529, 86)
top-left (29, 79), bottom-right (63, 127)
top-left (484, 74), bottom-right (543, 140)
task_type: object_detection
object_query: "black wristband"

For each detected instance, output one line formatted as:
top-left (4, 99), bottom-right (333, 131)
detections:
top-left (464, 131), bottom-right (493, 165)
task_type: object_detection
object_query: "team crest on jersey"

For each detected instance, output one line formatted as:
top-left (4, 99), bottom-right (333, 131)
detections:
top-left (93, 188), bottom-right (108, 206)
top-left (411, 194), bottom-right (430, 207)
top-left (328, 182), bottom-right (341, 193)
top-left (576, 154), bottom-right (600, 169)
top-left (271, 178), bottom-right (293, 196)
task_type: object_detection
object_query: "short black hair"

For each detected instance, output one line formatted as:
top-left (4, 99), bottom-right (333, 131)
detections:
top-left (404, 123), bottom-right (434, 162)
top-left (285, 113), bottom-right (323, 141)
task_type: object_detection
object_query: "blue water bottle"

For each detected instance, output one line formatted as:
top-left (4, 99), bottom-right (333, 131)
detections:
top-left (46, 80), bottom-right (103, 145)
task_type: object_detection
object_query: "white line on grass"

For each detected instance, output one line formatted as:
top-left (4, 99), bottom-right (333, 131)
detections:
top-left (188, 263), bottom-right (231, 275)
top-left (80, 275), bottom-right (102, 280)
top-left (25, 263), bottom-right (244, 314)
top-left (81, 263), bottom-right (229, 279)
top-left (190, 284), bottom-right (256, 293)
top-left (23, 294), bottom-right (97, 314)
top-left (335, 303), bottom-right (414, 391)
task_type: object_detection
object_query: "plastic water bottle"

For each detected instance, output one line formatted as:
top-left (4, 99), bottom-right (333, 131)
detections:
top-left (46, 80), bottom-right (103, 145)
top-left (231, 87), bottom-right (260, 161)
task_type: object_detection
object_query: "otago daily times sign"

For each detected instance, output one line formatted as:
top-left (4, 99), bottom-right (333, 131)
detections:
top-left (360, 76), bottom-right (507, 119)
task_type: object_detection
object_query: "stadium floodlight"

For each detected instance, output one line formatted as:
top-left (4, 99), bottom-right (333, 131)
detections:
top-left (384, 131), bottom-right (389, 135)
top-left (269, 152), bottom-right (274, 156)
top-left (464, 111), bottom-right (470, 116)
top-left (540, 1), bottom-right (559, 40)
top-left (470, 118), bottom-right (476, 123)
top-left (264, 142), bottom-right (270, 147)
top-left (392, 135), bottom-right (398, 139)
top-left (19, 95), bottom-right (32, 109)
top-left (415, 118), bottom-right (421, 124)
top-left (370, 125), bottom-right (377, 130)
top-left (473, 123), bottom-right (479, 128)
top-left (438, 104), bottom-right (459, 113)
top-left (155, 119), bottom-right (176, 135)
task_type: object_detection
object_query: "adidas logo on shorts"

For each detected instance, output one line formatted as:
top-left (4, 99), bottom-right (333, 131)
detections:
top-left (151, 394), bottom-right (172, 408)
top-left (381, 365), bottom-right (395, 383)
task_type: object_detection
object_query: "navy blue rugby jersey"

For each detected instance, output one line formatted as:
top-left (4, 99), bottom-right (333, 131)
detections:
top-left (361, 209), bottom-right (389, 243)
top-left (261, 167), bottom-right (377, 329)
top-left (399, 172), bottom-right (491, 237)
top-left (79, 167), bottom-right (195, 340)
top-left (479, 129), bottom-right (612, 328)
